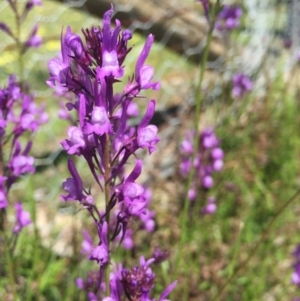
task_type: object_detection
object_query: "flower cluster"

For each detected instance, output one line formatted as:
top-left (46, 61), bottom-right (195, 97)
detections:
top-left (13, 202), bottom-right (32, 233)
top-left (232, 73), bottom-right (253, 98)
top-left (215, 4), bottom-right (243, 32)
top-left (0, 75), bottom-right (47, 203)
top-left (48, 6), bottom-right (175, 300)
top-left (112, 186), bottom-right (155, 250)
top-left (76, 257), bottom-right (177, 301)
top-left (0, 0), bottom-right (42, 52)
top-left (180, 128), bottom-right (224, 214)
top-left (0, 75), bottom-right (47, 233)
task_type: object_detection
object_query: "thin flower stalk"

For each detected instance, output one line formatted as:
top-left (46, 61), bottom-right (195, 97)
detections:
top-left (176, 0), bottom-right (221, 285)
top-left (47, 5), bottom-right (175, 300)
top-left (1, 0), bottom-right (42, 84)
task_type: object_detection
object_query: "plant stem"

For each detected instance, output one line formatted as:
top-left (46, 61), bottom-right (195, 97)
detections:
top-left (209, 187), bottom-right (300, 301)
top-left (103, 133), bottom-right (111, 295)
top-left (176, 0), bottom-right (221, 280)
top-left (2, 230), bottom-right (18, 300)
top-left (0, 142), bottom-right (5, 232)
top-left (12, 0), bottom-right (25, 86)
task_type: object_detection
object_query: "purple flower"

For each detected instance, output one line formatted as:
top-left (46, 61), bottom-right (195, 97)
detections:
top-left (127, 102), bottom-right (139, 117)
top-left (137, 100), bottom-right (159, 154)
top-left (115, 160), bottom-right (144, 201)
top-left (0, 190), bottom-right (8, 209)
top-left (47, 6), bottom-right (166, 295)
top-left (121, 256), bottom-right (156, 299)
top-left (25, 24), bottom-right (42, 50)
top-left (180, 129), bottom-right (223, 211)
top-left (202, 175), bottom-right (213, 188)
top-left (62, 159), bottom-right (94, 204)
top-left (103, 263), bottom-right (124, 301)
top-left (47, 27), bottom-right (75, 90)
top-left (292, 244), bottom-right (300, 287)
top-left (82, 229), bottom-right (94, 256)
top-left (0, 177), bottom-right (8, 209)
top-left (202, 196), bottom-right (217, 215)
top-left (119, 257), bottom-right (176, 301)
top-left (122, 228), bottom-right (134, 250)
top-left (61, 126), bottom-right (86, 155)
top-left (188, 187), bottom-right (196, 201)
top-left (98, 8), bottom-right (124, 78)
top-left (89, 222), bottom-right (109, 265)
top-left (25, 0), bottom-right (42, 10)
top-left (216, 5), bottom-right (243, 32)
top-left (1, 75), bottom-right (47, 138)
top-left (157, 281), bottom-right (178, 301)
top-left (198, 0), bottom-right (210, 23)
top-left (0, 75), bottom-right (46, 197)
top-left (102, 258), bottom-right (176, 301)
top-left (153, 247), bottom-right (170, 264)
top-left (13, 202), bottom-right (31, 233)
top-left (180, 138), bottom-right (193, 154)
top-left (292, 264), bottom-right (300, 286)
top-left (9, 155), bottom-right (35, 177)
top-left (125, 35), bottom-right (160, 96)
top-left (135, 35), bottom-right (160, 91)
top-left (232, 73), bottom-right (253, 98)
top-left (0, 22), bottom-right (13, 37)
top-left (140, 209), bottom-right (155, 232)
top-left (76, 270), bottom-right (105, 299)
top-left (84, 105), bottom-right (112, 136)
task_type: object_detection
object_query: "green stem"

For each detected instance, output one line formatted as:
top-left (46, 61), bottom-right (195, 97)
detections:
top-left (13, 0), bottom-right (25, 86)
top-left (2, 230), bottom-right (18, 300)
top-left (26, 178), bottom-right (41, 301)
top-left (209, 187), bottom-right (300, 301)
top-left (176, 0), bottom-right (221, 279)
top-left (104, 134), bottom-right (111, 295)
top-left (0, 142), bottom-right (5, 231)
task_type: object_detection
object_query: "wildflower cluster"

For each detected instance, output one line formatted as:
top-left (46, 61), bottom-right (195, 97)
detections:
top-left (47, 6), bottom-right (176, 299)
top-left (232, 73), bottom-right (253, 98)
top-left (180, 128), bottom-right (224, 214)
top-left (77, 256), bottom-right (176, 301)
top-left (215, 4), bottom-right (243, 32)
top-left (0, 75), bottom-right (47, 233)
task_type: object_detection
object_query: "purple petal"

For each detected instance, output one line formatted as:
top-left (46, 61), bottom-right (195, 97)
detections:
top-left (138, 99), bottom-right (155, 130)
top-left (158, 280), bottom-right (177, 301)
top-left (135, 34), bottom-right (154, 79)
top-left (126, 160), bottom-right (142, 183)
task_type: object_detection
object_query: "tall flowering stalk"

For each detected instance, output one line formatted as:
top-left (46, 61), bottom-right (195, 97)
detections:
top-left (47, 6), bottom-right (176, 300)
top-left (0, 2), bottom-right (49, 298)
top-left (175, 0), bottom-right (221, 287)
top-left (180, 128), bottom-right (224, 214)
top-left (0, 74), bottom-right (47, 225)
top-left (0, 0), bottom-right (45, 232)
top-left (0, 75), bottom-right (47, 297)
